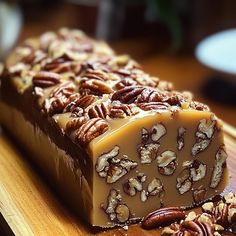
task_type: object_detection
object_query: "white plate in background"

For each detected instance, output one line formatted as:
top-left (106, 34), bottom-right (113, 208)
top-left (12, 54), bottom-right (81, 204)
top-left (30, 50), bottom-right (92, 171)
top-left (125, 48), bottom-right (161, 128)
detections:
top-left (195, 29), bottom-right (236, 75)
top-left (0, 2), bottom-right (22, 60)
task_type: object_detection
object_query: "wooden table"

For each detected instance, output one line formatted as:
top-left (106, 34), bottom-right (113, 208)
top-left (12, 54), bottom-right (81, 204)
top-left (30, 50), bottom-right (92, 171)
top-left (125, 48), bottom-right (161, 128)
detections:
top-left (1, 3), bottom-right (236, 234)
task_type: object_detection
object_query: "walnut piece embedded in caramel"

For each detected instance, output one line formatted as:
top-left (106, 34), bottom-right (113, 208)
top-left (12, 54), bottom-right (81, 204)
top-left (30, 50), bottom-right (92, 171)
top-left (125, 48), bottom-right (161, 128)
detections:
top-left (192, 117), bottom-right (216, 157)
top-left (96, 146), bottom-right (137, 183)
top-left (102, 189), bottom-right (130, 224)
top-left (157, 150), bottom-right (177, 176)
top-left (139, 143), bottom-right (160, 164)
top-left (210, 146), bottom-right (227, 188)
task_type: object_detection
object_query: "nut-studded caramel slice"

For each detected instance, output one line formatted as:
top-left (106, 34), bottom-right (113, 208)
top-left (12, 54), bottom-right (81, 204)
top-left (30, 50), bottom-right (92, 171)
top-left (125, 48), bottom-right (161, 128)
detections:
top-left (0, 28), bottom-right (228, 228)
top-left (88, 110), bottom-right (228, 227)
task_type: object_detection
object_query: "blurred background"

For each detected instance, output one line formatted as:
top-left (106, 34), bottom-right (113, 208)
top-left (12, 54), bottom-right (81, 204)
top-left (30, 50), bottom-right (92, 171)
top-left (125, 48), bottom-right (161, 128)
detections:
top-left (0, 0), bottom-right (236, 125)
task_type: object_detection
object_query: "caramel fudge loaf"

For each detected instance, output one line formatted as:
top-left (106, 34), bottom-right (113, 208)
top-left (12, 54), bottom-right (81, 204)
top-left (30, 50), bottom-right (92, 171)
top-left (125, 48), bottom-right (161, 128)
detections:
top-left (0, 28), bottom-right (228, 228)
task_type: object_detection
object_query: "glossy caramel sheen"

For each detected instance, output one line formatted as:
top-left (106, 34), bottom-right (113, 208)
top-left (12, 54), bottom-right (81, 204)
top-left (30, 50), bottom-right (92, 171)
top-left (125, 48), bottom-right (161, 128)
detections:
top-left (0, 28), bottom-right (229, 228)
top-left (88, 110), bottom-right (228, 226)
top-left (0, 101), bottom-right (228, 227)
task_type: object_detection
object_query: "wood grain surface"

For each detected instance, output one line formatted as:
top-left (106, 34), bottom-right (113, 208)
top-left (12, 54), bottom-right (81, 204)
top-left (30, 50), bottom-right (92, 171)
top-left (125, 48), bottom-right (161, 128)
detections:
top-left (0, 129), bottom-right (235, 236)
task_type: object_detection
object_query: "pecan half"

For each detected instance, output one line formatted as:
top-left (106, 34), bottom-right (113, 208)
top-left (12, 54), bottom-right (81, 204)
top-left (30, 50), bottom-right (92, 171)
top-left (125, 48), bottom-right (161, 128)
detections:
top-left (138, 102), bottom-right (170, 111)
top-left (181, 219), bottom-right (215, 235)
top-left (75, 118), bottom-right (109, 145)
top-left (33, 71), bottom-right (61, 88)
top-left (86, 58), bottom-right (110, 71)
top-left (80, 79), bottom-right (113, 95)
top-left (108, 54), bottom-right (130, 70)
top-left (111, 86), bottom-right (145, 104)
top-left (109, 101), bottom-right (138, 118)
top-left (141, 207), bottom-right (185, 229)
top-left (74, 95), bottom-right (97, 109)
top-left (65, 116), bottom-right (89, 133)
top-left (135, 87), bottom-right (158, 103)
top-left (43, 58), bottom-right (73, 73)
top-left (88, 102), bottom-right (110, 119)
top-left (44, 81), bottom-right (76, 114)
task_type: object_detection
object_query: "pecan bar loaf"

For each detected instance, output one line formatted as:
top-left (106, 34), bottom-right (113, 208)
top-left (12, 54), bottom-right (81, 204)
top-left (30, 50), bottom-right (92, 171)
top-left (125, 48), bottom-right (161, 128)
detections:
top-left (0, 28), bottom-right (228, 227)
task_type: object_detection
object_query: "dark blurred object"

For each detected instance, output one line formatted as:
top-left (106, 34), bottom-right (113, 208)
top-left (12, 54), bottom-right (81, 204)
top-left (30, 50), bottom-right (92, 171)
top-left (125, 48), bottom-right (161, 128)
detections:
top-left (148, 0), bottom-right (236, 51)
top-left (67, 0), bottom-right (147, 40)
top-left (151, 0), bottom-right (183, 50)
top-left (189, 0), bottom-right (236, 49)
top-left (7, 0), bottom-right (236, 53)
top-left (146, 0), bottom-right (188, 50)
top-left (150, 0), bottom-right (236, 51)
top-left (202, 76), bottom-right (236, 105)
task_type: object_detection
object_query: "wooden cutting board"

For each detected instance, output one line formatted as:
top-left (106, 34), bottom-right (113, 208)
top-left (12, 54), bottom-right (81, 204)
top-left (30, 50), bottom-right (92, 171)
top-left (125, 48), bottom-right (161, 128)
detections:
top-left (0, 129), bottom-right (235, 236)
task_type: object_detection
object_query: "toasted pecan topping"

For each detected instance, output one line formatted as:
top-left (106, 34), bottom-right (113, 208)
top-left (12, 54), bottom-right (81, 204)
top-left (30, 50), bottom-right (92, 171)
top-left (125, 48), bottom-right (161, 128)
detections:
top-left (4, 28), bottom-right (213, 146)
top-left (80, 79), bottom-right (113, 95)
top-left (138, 102), bottom-right (170, 111)
top-left (75, 118), bottom-right (109, 145)
top-left (43, 59), bottom-right (74, 74)
top-left (33, 71), bottom-right (61, 88)
top-left (65, 116), bottom-right (89, 133)
top-left (111, 86), bottom-right (146, 104)
top-left (74, 95), bottom-right (97, 109)
top-left (88, 103), bottom-right (110, 119)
